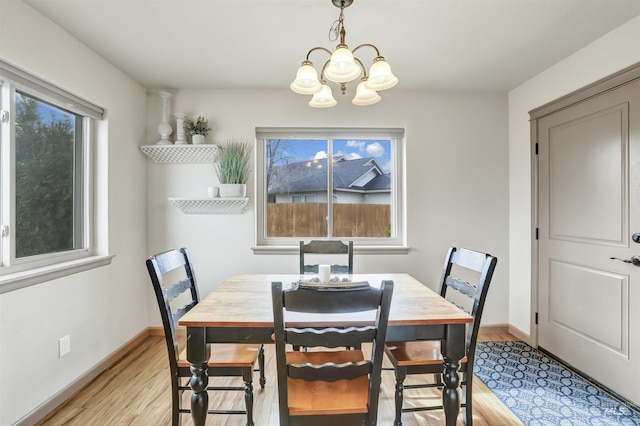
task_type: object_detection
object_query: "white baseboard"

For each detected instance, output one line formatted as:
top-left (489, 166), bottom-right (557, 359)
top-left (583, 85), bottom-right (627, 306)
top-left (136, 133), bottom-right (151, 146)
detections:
top-left (15, 328), bottom-right (155, 426)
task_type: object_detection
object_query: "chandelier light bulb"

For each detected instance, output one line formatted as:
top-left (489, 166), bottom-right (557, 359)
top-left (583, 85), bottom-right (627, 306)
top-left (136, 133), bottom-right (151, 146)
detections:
top-left (365, 57), bottom-right (398, 91)
top-left (352, 79), bottom-right (381, 106)
top-left (290, 62), bottom-right (323, 95)
top-left (309, 83), bottom-right (337, 108)
top-left (324, 45), bottom-right (361, 84)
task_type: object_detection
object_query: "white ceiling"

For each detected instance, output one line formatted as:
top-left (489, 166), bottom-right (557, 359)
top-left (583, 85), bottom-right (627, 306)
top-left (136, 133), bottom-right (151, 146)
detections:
top-left (23, 0), bottom-right (640, 92)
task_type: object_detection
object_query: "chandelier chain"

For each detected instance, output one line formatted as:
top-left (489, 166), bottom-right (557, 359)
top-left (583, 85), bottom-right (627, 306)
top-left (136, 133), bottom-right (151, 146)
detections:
top-left (329, 3), bottom-right (346, 42)
top-left (329, 19), bottom-right (341, 42)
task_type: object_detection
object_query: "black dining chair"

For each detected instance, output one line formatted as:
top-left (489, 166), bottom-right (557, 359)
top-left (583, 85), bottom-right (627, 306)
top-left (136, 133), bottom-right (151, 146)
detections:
top-left (299, 240), bottom-right (354, 275)
top-left (146, 248), bottom-right (265, 426)
top-left (271, 280), bottom-right (393, 426)
top-left (384, 247), bottom-right (497, 425)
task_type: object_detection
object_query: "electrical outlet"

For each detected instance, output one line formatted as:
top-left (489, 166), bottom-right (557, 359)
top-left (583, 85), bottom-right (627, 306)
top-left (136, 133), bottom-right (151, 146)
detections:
top-left (58, 335), bottom-right (71, 358)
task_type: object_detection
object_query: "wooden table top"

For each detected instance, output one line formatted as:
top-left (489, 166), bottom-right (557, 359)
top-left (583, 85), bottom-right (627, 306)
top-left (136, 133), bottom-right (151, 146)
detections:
top-left (179, 273), bottom-right (473, 328)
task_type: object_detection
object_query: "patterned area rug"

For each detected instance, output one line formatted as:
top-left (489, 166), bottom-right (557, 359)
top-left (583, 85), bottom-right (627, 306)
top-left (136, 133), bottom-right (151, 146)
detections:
top-left (474, 341), bottom-right (640, 425)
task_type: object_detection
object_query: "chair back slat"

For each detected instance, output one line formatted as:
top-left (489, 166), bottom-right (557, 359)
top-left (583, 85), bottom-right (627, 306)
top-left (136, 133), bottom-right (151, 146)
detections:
top-left (287, 360), bottom-right (372, 382)
top-left (172, 300), bottom-right (198, 323)
top-left (444, 276), bottom-right (477, 298)
top-left (164, 277), bottom-right (195, 301)
top-left (299, 240), bottom-right (354, 274)
top-left (285, 326), bottom-right (377, 348)
top-left (450, 247), bottom-right (491, 273)
top-left (283, 283), bottom-right (380, 313)
top-left (153, 248), bottom-right (190, 275)
top-left (302, 264), bottom-right (350, 274)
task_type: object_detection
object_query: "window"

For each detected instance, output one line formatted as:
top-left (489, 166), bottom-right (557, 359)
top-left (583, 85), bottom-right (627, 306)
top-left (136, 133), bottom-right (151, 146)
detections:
top-left (292, 195), bottom-right (316, 203)
top-left (0, 60), bottom-right (104, 278)
top-left (255, 128), bottom-right (405, 249)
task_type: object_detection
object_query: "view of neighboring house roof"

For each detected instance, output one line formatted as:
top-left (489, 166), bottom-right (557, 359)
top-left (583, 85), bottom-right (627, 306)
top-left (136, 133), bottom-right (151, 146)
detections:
top-left (268, 156), bottom-right (390, 194)
top-left (361, 174), bottom-right (391, 192)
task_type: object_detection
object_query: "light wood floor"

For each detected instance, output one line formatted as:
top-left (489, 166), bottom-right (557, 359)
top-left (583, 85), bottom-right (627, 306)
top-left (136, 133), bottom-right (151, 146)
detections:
top-left (36, 333), bottom-right (522, 425)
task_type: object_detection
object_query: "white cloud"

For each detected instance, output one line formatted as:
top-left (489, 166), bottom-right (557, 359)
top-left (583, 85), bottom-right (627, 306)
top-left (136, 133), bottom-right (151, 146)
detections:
top-left (346, 140), bottom-right (365, 151)
top-left (366, 142), bottom-right (385, 157)
top-left (336, 150), bottom-right (362, 160)
top-left (314, 151), bottom-right (327, 159)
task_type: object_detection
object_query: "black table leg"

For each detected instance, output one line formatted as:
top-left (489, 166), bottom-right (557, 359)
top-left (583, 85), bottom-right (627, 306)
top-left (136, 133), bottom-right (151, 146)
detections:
top-left (441, 324), bottom-right (466, 426)
top-left (187, 326), bottom-right (210, 426)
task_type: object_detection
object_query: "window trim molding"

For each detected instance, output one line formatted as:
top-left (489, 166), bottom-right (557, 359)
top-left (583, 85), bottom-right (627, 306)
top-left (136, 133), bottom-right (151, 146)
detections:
top-left (0, 58), bottom-right (104, 119)
top-left (0, 254), bottom-right (114, 294)
top-left (0, 59), bottom-right (110, 291)
top-left (254, 127), bottom-right (406, 251)
top-left (251, 245), bottom-right (410, 255)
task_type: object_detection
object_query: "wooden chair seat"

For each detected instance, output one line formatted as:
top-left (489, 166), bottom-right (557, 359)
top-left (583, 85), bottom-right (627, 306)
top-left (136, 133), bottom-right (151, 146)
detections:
top-left (386, 341), bottom-right (468, 366)
top-left (288, 376), bottom-right (369, 416)
top-left (287, 352), bottom-right (369, 416)
top-left (178, 343), bottom-right (263, 368)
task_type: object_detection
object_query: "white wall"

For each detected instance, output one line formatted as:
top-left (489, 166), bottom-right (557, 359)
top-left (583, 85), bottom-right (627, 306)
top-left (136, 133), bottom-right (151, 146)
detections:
top-left (508, 16), bottom-right (640, 341)
top-left (146, 89), bottom-right (510, 328)
top-left (0, 2), bottom-right (148, 424)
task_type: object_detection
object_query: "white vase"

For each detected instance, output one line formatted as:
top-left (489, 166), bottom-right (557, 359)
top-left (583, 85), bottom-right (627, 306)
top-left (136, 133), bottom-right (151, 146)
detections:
top-left (192, 134), bottom-right (206, 145)
top-left (174, 112), bottom-right (187, 144)
top-left (156, 91), bottom-right (173, 145)
top-left (218, 184), bottom-right (247, 198)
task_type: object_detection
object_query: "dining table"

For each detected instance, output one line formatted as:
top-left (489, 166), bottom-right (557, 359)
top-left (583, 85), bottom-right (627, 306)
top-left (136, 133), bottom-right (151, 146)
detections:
top-left (178, 273), bottom-right (473, 426)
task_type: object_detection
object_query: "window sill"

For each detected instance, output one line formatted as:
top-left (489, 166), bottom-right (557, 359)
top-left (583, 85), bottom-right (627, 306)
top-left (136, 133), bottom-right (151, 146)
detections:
top-left (251, 246), bottom-right (410, 255)
top-left (0, 254), bottom-right (114, 294)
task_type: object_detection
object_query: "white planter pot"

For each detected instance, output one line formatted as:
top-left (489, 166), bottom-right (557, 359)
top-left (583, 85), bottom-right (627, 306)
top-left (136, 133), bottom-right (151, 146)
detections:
top-left (218, 184), bottom-right (247, 198)
top-left (192, 134), bottom-right (206, 145)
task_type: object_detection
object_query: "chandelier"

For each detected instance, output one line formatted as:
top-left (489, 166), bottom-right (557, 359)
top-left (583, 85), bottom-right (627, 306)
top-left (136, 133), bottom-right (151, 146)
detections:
top-left (290, 0), bottom-right (398, 108)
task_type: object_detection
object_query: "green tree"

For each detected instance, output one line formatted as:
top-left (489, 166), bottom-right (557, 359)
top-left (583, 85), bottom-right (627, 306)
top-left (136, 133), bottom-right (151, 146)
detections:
top-left (14, 94), bottom-right (76, 258)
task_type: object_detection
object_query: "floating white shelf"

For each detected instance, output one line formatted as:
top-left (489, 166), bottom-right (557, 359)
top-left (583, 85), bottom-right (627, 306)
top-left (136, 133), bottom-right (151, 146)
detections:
top-left (140, 144), bottom-right (219, 163)
top-left (168, 197), bottom-right (249, 214)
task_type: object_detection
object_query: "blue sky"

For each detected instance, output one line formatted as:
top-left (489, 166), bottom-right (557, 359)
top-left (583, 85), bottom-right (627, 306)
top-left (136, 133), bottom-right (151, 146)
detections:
top-left (16, 92), bottom-right (75, 124)
top-left (267, 139), bottom-right (392, 173)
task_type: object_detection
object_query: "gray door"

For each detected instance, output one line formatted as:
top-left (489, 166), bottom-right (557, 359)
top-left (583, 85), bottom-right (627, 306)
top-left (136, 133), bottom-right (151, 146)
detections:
top-left (537, 77), bottom-right (640, 404)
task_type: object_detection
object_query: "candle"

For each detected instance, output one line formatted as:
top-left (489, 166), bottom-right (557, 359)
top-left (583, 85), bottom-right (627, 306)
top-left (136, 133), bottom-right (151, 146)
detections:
top-left (318, 264), bottom-right (330, 283)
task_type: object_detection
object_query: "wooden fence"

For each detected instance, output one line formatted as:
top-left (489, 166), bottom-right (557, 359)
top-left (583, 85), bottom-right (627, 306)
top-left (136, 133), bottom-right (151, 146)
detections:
top-left (266, 203), bottom-right (390, 237)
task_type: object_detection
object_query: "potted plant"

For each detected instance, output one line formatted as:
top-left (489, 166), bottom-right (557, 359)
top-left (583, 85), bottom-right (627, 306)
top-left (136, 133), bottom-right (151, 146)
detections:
top-left (183, 116), bottom-right (211, 144)
top-left (215, 139), bottom-right (253, 198)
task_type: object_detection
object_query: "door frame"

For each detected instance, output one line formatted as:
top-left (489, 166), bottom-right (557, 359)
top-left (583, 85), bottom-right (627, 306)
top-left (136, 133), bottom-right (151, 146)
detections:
top-left (529, 62), bottom-right (640, 347)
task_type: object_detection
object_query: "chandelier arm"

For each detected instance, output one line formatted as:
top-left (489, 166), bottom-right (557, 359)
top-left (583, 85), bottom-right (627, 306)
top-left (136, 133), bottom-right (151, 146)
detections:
top-left (353, 57), bottom-right (368, 78)
top-left (351, 43), bottom-right (382, 57)
top-left (305, 47), bottom-right (334, 61)
top-left (319, 59), bottom-right (332, 81)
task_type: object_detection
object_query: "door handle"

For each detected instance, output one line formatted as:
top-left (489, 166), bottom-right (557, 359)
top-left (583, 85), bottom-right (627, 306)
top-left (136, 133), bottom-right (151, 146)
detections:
top-left (633, 233), bottom-right (640, 243)
top-left (611, 256), bottom-right (640, 266)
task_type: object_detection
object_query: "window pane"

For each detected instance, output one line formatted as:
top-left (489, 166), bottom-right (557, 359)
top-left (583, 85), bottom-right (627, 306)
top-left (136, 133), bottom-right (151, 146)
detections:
top-left (332, 139), bottom-right (392, 238)
top-left (15, 91), bottom-right (82, 258)
top-left (264, 137), bottom-right (393, 239)
top-left (266, 139), bottom-right (328, 237)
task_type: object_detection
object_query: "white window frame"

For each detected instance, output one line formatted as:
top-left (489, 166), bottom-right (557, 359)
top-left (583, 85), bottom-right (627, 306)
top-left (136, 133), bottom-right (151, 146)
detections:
top-left (0, 59), bottom-right (112, 293)
top-left (254, 127), bottom-right (407, 254)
